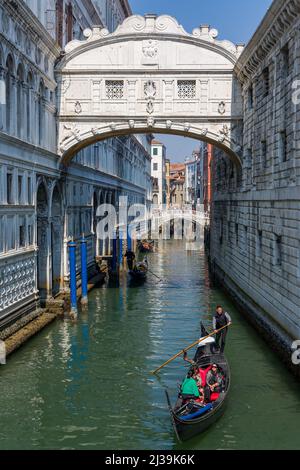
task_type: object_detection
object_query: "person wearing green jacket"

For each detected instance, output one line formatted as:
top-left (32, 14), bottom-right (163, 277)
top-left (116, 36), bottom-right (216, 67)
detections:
top-left (181, 368), bottom-right (200, 400)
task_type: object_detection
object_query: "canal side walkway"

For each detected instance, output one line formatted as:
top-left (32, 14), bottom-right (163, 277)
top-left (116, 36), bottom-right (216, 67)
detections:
top-left (0, 271), bottom-right (106, 359)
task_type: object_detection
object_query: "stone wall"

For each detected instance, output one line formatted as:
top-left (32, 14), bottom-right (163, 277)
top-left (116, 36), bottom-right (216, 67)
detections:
top-left (210, 0), bottom-right (300, 374)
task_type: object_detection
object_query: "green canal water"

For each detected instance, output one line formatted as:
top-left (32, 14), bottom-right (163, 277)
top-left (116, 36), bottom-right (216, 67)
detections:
top-left (0, 240), bottom-right (300, 450)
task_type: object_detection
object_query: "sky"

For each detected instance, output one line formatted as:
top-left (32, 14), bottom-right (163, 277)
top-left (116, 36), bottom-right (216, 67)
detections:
top-left (129, 0), bottom-right (273, 162)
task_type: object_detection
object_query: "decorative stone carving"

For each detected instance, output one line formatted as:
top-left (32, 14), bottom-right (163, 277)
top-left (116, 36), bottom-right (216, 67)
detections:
top-left (75, 101), bottom-right (82, 114)
top-left (184, 122), bottom-right (191, 132)
top-left (142, 39), bottom-right (158, 65)
top-left (147, 117), bottom-right (155, 128)
top-left (144, 80), bottom-right (157, 100)
top-left (60, 124), bottom-right (81, 150)
top-left (218, 101), bottom-right (226, 115)
top-left (129, 120), bottom-right (135, 129)
top-left (166, 120), bottom-right (172, 129)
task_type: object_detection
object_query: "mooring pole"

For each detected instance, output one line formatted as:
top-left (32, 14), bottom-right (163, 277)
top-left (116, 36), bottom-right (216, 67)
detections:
top-left (80, 235), bottom-right (88, 305)
top-left (118, 227), bottom-right (123, 269)
top-left (127, 225), bottom-right (132, 251)
top-left (68, 240), bottom-right (77, 315)
top-left (112, 231), bottom-right (117, 272)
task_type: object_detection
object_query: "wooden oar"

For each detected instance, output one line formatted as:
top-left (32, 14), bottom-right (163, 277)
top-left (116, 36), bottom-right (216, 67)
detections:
top-left (151, 323), bottom-right (232, 375)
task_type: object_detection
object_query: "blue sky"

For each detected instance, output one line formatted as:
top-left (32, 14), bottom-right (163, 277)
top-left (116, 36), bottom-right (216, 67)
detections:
top-left (129, 0), bottom-right (273, 162)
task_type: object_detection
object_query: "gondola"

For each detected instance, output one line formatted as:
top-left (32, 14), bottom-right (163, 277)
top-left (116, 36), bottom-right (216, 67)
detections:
top-left (165, 325), bottom-right (230, 442)
top-left (137, 240), bottom-right (154, 253)
top-left (128, 260), bottom-right (148, 281)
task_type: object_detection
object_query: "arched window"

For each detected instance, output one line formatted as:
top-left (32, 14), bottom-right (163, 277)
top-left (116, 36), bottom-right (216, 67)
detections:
top-left (16, 63), bottom-right (24, 139)
top-left (38, 80), bottom-right (45, 146)
top-left (5, 54), bottom-right (14, 133)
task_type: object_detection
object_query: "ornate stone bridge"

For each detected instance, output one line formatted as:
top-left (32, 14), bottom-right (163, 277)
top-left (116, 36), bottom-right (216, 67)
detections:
top-left (56, 14), bottom-right (244, 167)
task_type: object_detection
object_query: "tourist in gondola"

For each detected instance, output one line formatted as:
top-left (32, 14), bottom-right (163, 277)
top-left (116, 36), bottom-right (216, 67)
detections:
top-left (206, 364), bottom-right (223, 394)
top-left (124, 249), bottom-right (136, 271)
top-left (213, 306), bottom-right (232, 353)
top-left (181, 367), bottom-right (201, 401)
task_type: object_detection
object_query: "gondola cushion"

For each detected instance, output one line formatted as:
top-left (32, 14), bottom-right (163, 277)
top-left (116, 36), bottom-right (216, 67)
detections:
top-left (210, 393), bottom-right (220, 402)
top-left (199, 366), bottom-right (212, 387)
top-left (180, 404), bottom-right (213, 421)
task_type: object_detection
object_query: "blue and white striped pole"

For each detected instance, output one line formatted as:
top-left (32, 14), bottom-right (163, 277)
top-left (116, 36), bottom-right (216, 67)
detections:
top-left (68, 240), bottom-right (77, 315)
top-left (80, 235), bottom-right (88, 305)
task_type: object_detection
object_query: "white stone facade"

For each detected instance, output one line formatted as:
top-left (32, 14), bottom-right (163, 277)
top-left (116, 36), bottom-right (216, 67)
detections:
top-left (151, 140), bottom-right (166, 207)
top-left (210, 0), bottom-right (300, 359)
top-left (56, 15), bottom-right (244, 166)
top-left (0, 0), bottom-right (151, 325)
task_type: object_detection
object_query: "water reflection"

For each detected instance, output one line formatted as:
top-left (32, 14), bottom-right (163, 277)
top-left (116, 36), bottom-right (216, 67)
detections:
top-left (0, 240), bottom-right (299, 450)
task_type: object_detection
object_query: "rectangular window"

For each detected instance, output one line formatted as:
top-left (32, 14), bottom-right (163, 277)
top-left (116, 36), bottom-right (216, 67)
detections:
top-left (261, 140), bottom-right (267, 169)
top-left (244, 226), bottom-right (248, 253)
top-left (281, 44), bottom-right (290, 78)
top-left (263, 67), bottom-right (270, 97)
top-left (279, 131), bottom-right (287, 162)
top-left (28, 177), bottom-right (32, 205)
top-left (274, 235), bottom-right (282, 266)
top-left (177, 80), bottom-right (196, 99)
top-left (105, 80), bottom-right (124, 100)
top-left (257, 230), bottom-right (263, 258)
top-left (153, 148), bottom-right (158, 156)
top-left (153, 163), bottom-right (158, 171)
top-left (235, 223), bottom-right (239, 246)
top-left (7, 173), bottom-right (13, 204)
top-left (18, 175), bottom-right (23, 204)
top-left (19, 219), bottom-right (26, 248)
top-left (7, 216), bottom-right (15, 251)
top-left (28, 224), bottom-right (33, 246)
top-left (248, 85), bottom-right (253, 110)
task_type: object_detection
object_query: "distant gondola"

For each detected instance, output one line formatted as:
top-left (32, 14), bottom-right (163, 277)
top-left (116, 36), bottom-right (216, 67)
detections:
top-left (137, 240), bottom-right (154, 253)
top-left (128, 260), bottom-right (148, 281)
top-left (165, 325), bottom-right (230, 442)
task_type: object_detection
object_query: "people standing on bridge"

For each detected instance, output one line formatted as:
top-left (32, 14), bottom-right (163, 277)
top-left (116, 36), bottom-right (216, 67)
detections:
top-left (124, 249), bottom-right (135, 271)
top-left (213, 306), bottom-right (232, 353)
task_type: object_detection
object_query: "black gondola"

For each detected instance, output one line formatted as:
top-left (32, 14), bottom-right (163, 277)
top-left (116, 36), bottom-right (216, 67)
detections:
top-left (128, 260), bottom-right (148, 281)
top-left (165, 325), bottom-right (230, 442)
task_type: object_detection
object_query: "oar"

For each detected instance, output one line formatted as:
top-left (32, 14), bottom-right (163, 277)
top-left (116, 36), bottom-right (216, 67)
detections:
top-left (151, 323), bottom-right (232, 375)
top-left (148, 268), bottom-right (164, 283)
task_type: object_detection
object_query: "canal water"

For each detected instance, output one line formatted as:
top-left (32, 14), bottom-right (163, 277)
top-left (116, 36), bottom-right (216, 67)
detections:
top-left (0, 240), bottom-right (300, 450)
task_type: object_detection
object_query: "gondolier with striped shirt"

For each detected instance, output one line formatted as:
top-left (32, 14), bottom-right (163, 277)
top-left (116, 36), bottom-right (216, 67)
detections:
top-left (213, 306), bottom-right (232, 353)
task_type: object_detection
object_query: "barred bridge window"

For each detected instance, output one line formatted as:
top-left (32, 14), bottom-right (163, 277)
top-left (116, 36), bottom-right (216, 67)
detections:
top-left (105, 80), bottom-right (124, 100)
top-left (177, 80), bottom-right (196, 99)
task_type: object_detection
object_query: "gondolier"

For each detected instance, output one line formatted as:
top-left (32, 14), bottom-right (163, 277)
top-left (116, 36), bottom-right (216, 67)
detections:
top-left (124, 249), bottom-right (135, 271)
top-left (213, 306), bottom-right (232, 353)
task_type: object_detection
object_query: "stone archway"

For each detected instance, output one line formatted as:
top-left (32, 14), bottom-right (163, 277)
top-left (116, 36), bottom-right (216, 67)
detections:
top-left (56, 15), bottom-right (244, 168)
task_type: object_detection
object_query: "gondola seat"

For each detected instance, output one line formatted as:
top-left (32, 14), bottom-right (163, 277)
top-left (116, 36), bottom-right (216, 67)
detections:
top-left (199, 366), bottom-right (212, 387)
top-left (210, 392), bottom-right (220, 402)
